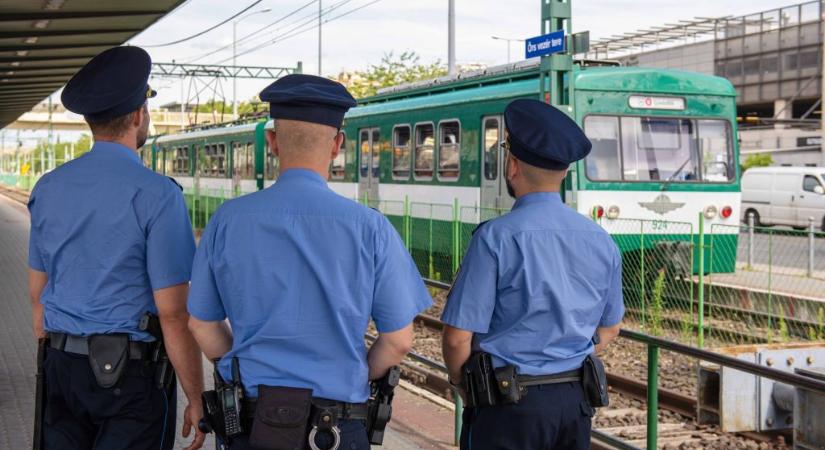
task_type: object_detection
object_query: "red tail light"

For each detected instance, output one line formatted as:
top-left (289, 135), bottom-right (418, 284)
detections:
top-left (721, 206), bottom-right (732, 219)
top-left (591, 205), bottom-right (604, 219)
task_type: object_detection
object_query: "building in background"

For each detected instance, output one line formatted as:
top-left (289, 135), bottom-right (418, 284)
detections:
top-left (587, 0), bottom-right (825, 167)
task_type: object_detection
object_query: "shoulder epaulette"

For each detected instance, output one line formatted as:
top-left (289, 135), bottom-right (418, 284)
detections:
top-left (167, 177), bottom-right (183, 191)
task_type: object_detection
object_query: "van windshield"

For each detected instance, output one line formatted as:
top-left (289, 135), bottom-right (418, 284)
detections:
top-left (583, 115), bottom-right (734, 183)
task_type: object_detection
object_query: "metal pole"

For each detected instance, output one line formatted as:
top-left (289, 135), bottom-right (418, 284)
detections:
top-left (820, 2), bottom-right (824, 162)
top-left (507, 41), bottom-right (511, 64)
top-left (180, 77), bottom-right (185, 129)
top-left (748, 212), bottom-right (755, 268)
top-left (47, 95), bottom-right (53, 172)
top-left (454, 393), bottom-right (463, 446)
top-left (698, 213), bottom-right (705, 348)
top-left (448, 0), bottom-right (456, 76)
top-left (233, 21), bottom-right (238, 119)
top-left (318, 0), bottom-right (322, 76)
top-left (809, 216), bottom-right (815, 277)
top-left (646, 344), bottom-right (659, 450)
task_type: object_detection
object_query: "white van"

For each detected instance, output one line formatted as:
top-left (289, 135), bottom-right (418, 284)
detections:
top-left (741, 166), bottom-right (825, 231)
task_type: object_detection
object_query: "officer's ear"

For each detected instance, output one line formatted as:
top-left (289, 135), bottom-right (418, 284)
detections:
top-left (331, 131), bottom-right (344, 160)
top-left (131, 105), bottom-right (146, 129)
top-left (265, 129), bottom-right (280, 157)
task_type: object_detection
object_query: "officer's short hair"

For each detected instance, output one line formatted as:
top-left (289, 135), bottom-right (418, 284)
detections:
top-left (85, 106), bottom-right (141, 138)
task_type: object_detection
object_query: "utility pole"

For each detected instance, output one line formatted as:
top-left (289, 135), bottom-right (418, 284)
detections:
top-left (820, 7), bottom-right (825, 165)
top-left (448, 0), bottom-right (456, 75)
top-left (318, 0), bottom-right (322, 76)
top-left (48, 95), bottom-right (54, 172)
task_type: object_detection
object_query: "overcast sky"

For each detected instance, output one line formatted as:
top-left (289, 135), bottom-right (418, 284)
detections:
top-left (6, 0), bottom-right (806, 145)
top-left (130, 0), bottom-right (800, 106)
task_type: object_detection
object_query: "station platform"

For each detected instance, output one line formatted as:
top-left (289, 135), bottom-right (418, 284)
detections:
top-left (0, 194), bottom-right (455, 449)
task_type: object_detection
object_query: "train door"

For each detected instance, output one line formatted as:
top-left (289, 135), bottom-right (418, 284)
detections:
top-left (231, 141), bottom-right (242, 197)
top-left (358, 128), bottom-right (380, 203)
top-left (479, 115), bottom-right (514, 210)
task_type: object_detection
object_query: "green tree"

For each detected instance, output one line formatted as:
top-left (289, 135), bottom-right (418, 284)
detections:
top-left (335, 51), bottom-right (448, 98)
top-left (741, 153), bottom-right (773, 172)
top-left (30, 134), bottom-right (92, 173)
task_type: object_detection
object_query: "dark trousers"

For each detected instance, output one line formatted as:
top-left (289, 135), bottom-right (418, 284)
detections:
top-left (42, 347), bottom-right (177, 450)
top-left (460, 382), bottom-right (593, 450)
top-left (227, 419), bottom-right (370, 450)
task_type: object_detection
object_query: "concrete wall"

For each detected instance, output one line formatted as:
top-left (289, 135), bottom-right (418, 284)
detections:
top-left (619, 41), bottom-right (715, 75)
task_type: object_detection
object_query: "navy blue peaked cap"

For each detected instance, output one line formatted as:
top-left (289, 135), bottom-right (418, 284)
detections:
top-left (259, 74), bottom-right (356, 128)
top-left (61, 46), bottom-right (156, 122)
top-left (504, 99), bottom-right (591, 170)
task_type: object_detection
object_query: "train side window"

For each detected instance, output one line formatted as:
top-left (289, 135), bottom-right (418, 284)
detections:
top-left (414, 123), bottom-right (434, 180)
top-left (246, 142), bottom-right (255, 179)
top-left (359, 130), bottom-right (370, 178)
top-left (232, 142), bottom-right (254, 180)
top-left (217, 144), bottom-right (226, 177)
top-left (265, 141), bottom-right (278, 180)
top-left (331, 132), bottom-right (346, 180)
top-left (438, 121), bottom-right (460, 181)
top-left (483, 118), bottom-right (499, 181)
top-left (583, 116), bottom-right (622, 181)
top-left (371, 129), bottom-right (380, 179)
top-left (392, 125), bottom-right (411, 179)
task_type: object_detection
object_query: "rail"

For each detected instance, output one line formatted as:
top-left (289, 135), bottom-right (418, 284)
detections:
top-left (418, 278), bottom-right (825, 450)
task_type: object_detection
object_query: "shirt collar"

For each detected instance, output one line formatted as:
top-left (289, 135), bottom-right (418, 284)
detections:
top-left (512, 191), bottom-right (562, 209)
top-left (277, 168), bottom-right (328, 187)
top-left (91, 141), bottom-right (142, 165)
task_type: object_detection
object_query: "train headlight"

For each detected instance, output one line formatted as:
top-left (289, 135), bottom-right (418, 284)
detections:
top-left (591, 205), bottom-right (605, 219)
top-left (606, 205), bottom-right (620, 220)
top-left (703, 205), bottom-right (718, 220)
top-left (721, 205), bottom-right (733, 219)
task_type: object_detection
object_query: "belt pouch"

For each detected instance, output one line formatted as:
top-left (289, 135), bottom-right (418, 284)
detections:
top-left (249, 385), bottom-right (313, 450)
top-left (87, 334), bottom-right (130, 388)
top-left (582, 354), bottom-right (609, 407)
top-left (493, 365), bottom-right (522, 404)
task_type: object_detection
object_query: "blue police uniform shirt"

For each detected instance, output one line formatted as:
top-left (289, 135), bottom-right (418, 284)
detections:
top-left (27, 141), bottom-right (196, 342)
top-left (187, 168), bottom-right (432, 402)
top-left (441, 192), bottom-right (624, 375)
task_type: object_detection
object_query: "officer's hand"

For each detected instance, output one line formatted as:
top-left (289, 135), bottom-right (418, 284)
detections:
top-left (182, 399), bottom-right (206, 450)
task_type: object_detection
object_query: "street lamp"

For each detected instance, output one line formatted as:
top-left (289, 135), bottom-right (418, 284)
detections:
top-left (491, 35), bottom-right (525, 64)
top-left (233, 8), bottom-right (271, 118)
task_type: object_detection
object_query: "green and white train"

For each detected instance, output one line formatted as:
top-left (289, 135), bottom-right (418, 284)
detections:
top-left (141, 61), bottom-right (741, 278)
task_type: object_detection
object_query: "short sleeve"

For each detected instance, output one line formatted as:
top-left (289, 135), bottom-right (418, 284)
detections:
top-left (371, 216), bottom-right (432, 333)
top-left (440, 228), bottom-right (497, 333)
top-left (187, 220), bottom-right (226, 322)
top-left (599, 247), bottom-right (624, 327)
top-left (27, 194), bottom-right (45, 272)
top-left (145, 188), bottom-right (196, 290)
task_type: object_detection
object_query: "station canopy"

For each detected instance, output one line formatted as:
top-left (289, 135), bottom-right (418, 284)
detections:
top-left (0, 0), bottom-right (186, 129)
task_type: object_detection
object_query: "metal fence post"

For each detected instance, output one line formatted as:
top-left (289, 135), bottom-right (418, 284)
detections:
top-left (698, 213), bottom-right (705, 348)
top-left (640, 221), bottom-right (646, 327)
top-left (404, 195), bottom-right (410, 251)
top-left (454, 392), bottom-right (463, 446)
top-left (748, 212), bottom-right (755, 269)
top-left (428, 204), bottom-right (434, 279)
top-left (808, 216), bottom-right (815, 278)
top-left (452, 198), bottom-right (459, 279)
top-left (646, 343), bottom-right (659, 450)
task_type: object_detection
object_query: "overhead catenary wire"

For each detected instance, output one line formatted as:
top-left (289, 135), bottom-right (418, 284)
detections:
top-left (183, 0), bottom-right (321, 64)
top-left (139, 0), bottom-right (264, 48)
top-left (218, 0), bottom-right (383, 65)
top-left (204, 0), bottom-right (355, 65)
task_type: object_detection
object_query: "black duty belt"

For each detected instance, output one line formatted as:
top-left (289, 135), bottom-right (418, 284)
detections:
top-left (517, 368), bottom-right (581, 387)
top-left (241, 398), bottom-right (370, 422)
top-left (47, 332), bottom-right (151, 360)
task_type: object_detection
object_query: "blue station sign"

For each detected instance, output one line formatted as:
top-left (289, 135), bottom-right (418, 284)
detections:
top-left (525, 30), bottom-right (565, 58)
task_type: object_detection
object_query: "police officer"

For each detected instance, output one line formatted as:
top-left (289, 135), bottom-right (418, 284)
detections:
top-left (187, 74), bottom-right (432, 450)
top-left (28, 46), bottom-right (205, 450)
top-left (441, 99), bottom-right (624, 450)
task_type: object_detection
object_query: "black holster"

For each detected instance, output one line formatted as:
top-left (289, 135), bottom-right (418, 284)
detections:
top-left (139, 312), bottom-right (174, 390)
top-left (366, 366), bottom-right (400, 445)
top-left (582, 354), bottom-right (609, 407)
top-left (87, 334), bottom-right (130, 388)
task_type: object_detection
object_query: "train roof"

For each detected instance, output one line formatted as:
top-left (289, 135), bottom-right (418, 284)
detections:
top-left (350, 65), bottom-right (735, 119)
top-left (154, 120), bottom-right (261, 144)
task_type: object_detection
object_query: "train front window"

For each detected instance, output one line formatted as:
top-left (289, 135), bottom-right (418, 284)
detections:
top-left (583, 115), bottom-right (733, 183)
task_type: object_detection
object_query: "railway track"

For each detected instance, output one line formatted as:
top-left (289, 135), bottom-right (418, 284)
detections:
top-left (413, 278), bottom-right (790, 449)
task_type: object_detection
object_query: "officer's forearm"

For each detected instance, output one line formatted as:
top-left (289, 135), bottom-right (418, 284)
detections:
top-left (188, 317), bottom-right (233, 360)
top-left (595, 323), bottom-right (621, 354)
top-left (28, 269), bottom-right (47, 339)
top-left (442, 326), bottom-right (473, 383)
top-left (155, 284), bottom-right (205, 402)
top-left (367, 324), bottom-right (413, 380)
